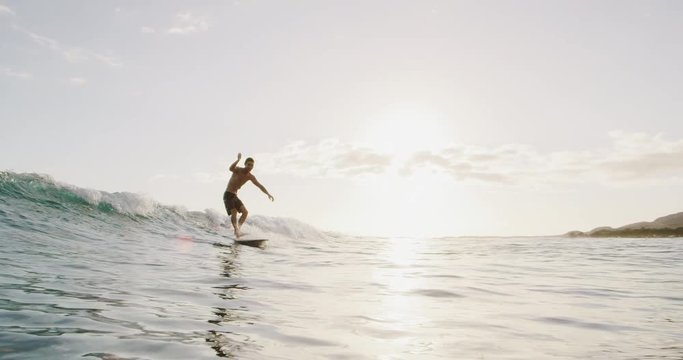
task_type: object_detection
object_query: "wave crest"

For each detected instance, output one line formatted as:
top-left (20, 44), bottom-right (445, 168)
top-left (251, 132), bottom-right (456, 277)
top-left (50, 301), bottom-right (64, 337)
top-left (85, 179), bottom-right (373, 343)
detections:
top-left (0, 171), bottom-right (331, 241)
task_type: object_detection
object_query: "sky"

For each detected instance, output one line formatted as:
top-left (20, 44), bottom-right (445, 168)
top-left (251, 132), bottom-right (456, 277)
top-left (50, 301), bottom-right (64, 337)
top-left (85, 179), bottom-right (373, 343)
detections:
top-left (1, 0), bottom-right (683, 237)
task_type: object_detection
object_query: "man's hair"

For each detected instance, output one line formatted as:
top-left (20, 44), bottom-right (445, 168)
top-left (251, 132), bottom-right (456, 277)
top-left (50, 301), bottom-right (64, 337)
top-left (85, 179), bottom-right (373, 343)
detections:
top-left (245, 157), bottom-right (255, 164)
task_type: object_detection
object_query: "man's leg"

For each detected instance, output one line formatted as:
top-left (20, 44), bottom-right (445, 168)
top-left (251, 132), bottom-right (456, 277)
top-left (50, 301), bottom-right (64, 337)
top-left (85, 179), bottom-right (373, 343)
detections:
top-left (230, 210), bottom-right (240, 238)
top-left (238, 206), bottom-right (249, 231)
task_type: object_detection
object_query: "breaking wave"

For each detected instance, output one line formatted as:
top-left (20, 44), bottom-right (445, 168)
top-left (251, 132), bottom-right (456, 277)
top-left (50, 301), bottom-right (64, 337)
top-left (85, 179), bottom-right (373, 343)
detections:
top-left (0, 171), bottom-right (331, 242)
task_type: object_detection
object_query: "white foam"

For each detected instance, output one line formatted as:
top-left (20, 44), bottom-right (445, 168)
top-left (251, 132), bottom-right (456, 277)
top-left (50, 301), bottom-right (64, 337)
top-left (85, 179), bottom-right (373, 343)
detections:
top-left (104, 192), bottom-right (158, 216)
top-left (204, 208), bottom-right (227, 228)
top-left (60, 182), bottom-right (158, 216)
top-left (243, 215), bottom-right (332, 241)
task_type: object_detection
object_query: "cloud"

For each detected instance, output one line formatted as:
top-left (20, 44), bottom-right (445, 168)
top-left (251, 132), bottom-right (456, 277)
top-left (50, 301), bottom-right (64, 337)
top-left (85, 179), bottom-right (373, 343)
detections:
top-left (596, 131), bottom-right (683, 181)
top-left (333, 148), bottom-right (394, 175)
top-left (15, 26), bottom-right (122, 68)
top-left (167, 12), bottom-right (209, 34)
top-left (400, 144), bottom-right (536, 183)
top-left (69, 77), bottom-right (87, 85)
top-left (0, 4), bottom-right (15, 16)
top-left (141, 26), bottom-right (156, 34)
top-left (1, 66), bottom-right (32, 79)
top-left (256, 139), bottom-right (394, 178)
top-left (150, 132), bottom-right (683, 188)
top-left (254, 132), bottom-right (683, 186)
top-left (401, 131), bottom-right (683, 185)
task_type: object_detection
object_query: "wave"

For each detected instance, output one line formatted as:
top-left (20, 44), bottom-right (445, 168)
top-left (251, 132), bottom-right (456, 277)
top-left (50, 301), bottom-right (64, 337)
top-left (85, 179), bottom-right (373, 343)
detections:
top-left (0, 171), bottom-right (331, 242)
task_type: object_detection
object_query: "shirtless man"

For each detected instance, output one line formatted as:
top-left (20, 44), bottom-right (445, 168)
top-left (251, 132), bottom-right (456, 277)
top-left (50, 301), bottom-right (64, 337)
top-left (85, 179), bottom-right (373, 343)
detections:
top-left (224, 153), bottom-right (274, 238)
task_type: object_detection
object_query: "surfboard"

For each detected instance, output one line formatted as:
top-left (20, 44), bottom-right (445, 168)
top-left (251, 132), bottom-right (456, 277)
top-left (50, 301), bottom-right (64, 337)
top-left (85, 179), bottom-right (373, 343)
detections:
top-left (232, 238), bottom-right (268, 248)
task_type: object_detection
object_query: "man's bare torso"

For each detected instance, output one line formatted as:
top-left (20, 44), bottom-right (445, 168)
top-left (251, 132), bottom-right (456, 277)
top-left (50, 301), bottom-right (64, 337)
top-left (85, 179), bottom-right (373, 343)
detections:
top-left (226, 168), bottom-right (254, 193)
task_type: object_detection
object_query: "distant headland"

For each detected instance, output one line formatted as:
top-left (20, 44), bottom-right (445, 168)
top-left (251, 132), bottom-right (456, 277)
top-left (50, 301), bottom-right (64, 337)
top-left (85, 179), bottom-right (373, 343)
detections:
top-left (566, 212), bottom-right (683, 238)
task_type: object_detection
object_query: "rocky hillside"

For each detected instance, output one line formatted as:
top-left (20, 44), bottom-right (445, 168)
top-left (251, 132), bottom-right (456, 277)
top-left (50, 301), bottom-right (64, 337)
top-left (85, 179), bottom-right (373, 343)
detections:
top-left (618, 212), bottom-right (683, 230)
top-left (566, 212), bottom-right (683, 238)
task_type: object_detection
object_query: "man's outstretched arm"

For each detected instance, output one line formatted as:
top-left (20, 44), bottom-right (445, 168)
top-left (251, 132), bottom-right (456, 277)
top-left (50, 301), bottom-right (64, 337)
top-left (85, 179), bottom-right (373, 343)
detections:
top-left (251, 177), bottom-right (274, 202)
top-left (229, 153), bottom-right (242, 172)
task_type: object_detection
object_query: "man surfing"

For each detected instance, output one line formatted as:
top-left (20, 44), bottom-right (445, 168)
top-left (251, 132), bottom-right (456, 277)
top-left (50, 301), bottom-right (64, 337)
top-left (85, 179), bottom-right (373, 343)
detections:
top-left (224, 153), bottom-right (274, 238)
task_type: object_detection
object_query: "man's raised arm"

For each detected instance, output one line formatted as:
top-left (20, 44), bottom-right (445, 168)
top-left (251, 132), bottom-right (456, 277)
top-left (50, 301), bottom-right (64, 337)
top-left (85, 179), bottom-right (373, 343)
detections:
top-left (229, 153), bottom-right (242, 172)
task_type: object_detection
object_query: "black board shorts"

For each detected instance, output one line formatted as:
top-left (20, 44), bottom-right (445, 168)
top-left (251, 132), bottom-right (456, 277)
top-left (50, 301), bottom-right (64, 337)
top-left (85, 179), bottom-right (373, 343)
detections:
top-left (223, 191), bottom-right (244, 215)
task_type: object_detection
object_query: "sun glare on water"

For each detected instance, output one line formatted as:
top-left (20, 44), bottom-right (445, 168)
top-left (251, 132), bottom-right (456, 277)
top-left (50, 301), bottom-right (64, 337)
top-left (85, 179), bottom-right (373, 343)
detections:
top-left (368, 238), bottom-right (431, 355)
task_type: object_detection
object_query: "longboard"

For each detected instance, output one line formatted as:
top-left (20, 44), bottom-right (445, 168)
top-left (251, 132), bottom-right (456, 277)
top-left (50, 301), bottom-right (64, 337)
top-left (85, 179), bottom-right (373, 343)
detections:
top-left (232, 238), bottom-right (268, 248)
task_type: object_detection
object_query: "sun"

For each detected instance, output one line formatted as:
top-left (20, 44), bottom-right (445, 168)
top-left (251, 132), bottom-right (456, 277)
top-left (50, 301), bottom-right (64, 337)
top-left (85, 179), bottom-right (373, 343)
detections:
top-left (359, 104), bottom-right (448, 157)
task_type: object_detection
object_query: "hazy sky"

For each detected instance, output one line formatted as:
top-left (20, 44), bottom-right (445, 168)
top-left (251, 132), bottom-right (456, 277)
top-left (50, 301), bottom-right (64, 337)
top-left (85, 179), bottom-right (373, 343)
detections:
top-left (2, 0), bottom-right (683, 237)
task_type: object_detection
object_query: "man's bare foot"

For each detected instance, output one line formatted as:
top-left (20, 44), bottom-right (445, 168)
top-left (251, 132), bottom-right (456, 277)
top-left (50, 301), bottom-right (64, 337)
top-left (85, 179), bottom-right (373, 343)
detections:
top-left (234, 228), bottom-right (241, 239)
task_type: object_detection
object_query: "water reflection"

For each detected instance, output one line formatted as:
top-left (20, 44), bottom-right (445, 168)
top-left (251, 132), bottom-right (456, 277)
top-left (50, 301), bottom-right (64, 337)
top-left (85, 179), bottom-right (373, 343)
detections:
top-left (205, 244), bottom-right (243, 358)
top-left (370, 238), bottom-right (430, 357)
top-left (206, 330), bottom-right (237, 358)
top-left (215, 245), bottom-right (239, 278)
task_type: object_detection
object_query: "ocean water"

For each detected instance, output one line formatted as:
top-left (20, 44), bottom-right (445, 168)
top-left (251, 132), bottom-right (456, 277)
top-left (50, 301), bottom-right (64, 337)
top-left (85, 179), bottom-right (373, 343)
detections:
top-left (1, 172), bottom-right (682, 360)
